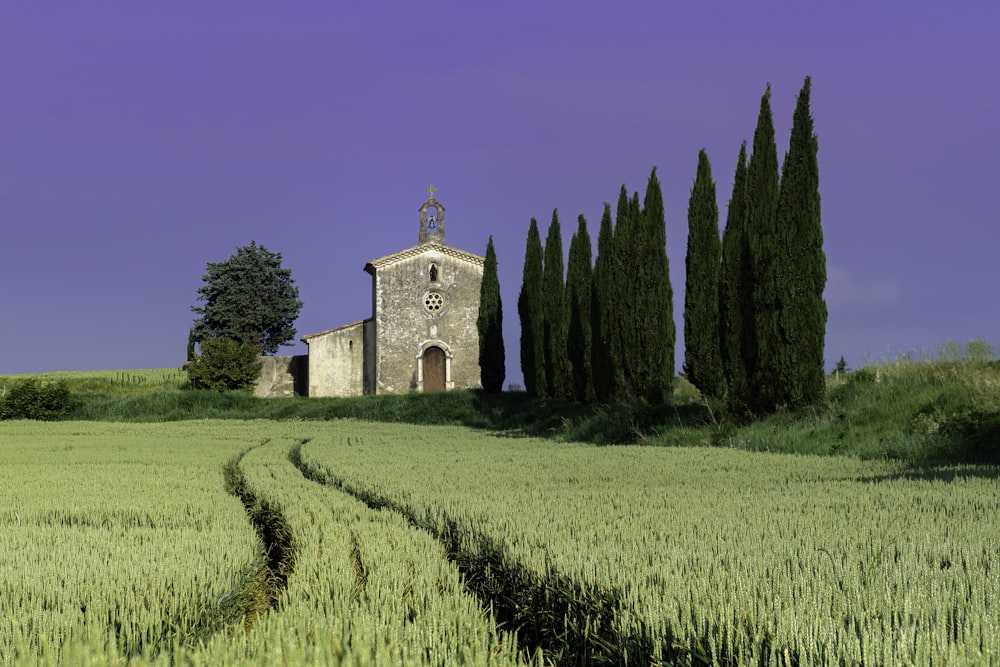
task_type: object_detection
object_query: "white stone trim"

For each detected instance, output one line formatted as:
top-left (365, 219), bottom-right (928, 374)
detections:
top-left (415, 340), bottom-right (454, 391)
top-left (365, 243), bottom-right (484, 272)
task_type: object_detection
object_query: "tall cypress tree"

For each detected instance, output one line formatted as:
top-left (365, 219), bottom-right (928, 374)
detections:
top-left (518, 218), bottom-right (546, 397)
top-left (683, 149), bottom-right (725, 399)
top-left (720, 142), bottom-right (751, 414)
top-left (591, 202), bottom-right (616, 402)
top-left (631, 167), bottom-right (675, 404)
top-left (566, 214), bottom-right (595, 402)
top-left (477, 235), bottom-right (505, 393)
top-left (776, 76), bottom-right (826, 406)
top-left (610, 186), bottom-right (635, 400)
top-left (542, 210), bottom-right (570, 398)
top-left (746, 84), bottom-right (782, 414)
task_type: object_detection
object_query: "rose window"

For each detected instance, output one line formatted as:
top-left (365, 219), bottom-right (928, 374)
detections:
top-left (423, 292), bottom-right (445, 313)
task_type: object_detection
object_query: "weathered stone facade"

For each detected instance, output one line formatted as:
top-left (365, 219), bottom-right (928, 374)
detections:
top-left (300, 190), bottom-right (484, 396)
top-left (253, 354), bottom-right (308, 397)
top-left (300, 320), bottom-right (372, 397)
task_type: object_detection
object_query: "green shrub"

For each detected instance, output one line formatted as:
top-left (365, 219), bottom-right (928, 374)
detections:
top-left (185, 338), bottom-right (261, 392)
top-left (0, 379), bottom-right (72, 420)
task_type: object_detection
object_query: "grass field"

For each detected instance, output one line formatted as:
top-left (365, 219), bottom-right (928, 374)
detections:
top-left (0, 422), bottom-right (262, 663)
top-left (2, 416), bottom-right (998, 665)
top-left (0, 421), bottom-right (526, 665)
top-left (4, 352), bottom-right (999, 463)
top-left (297, 423), bottom-right (1000, 665)
top-left (2, 352), bottom-right (998, 663)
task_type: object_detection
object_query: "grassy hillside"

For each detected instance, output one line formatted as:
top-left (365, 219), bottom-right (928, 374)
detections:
top-left (650, 358), bottom-right (1000, 464)
top-left (0, 368), bottom-right (188, 396)
top-left (3, 354), bottom-right (998, 464)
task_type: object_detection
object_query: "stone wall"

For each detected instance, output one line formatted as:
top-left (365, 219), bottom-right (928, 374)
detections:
top-left (371, 247), bottom-right (483, 393)
top-left (302, 320), bottom-right (368, 397)
top-left (254, 354), bottom-right (308, 397)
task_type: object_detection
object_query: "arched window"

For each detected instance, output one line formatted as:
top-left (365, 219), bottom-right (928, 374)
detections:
top-left (429, 264), bottom-right (438, 282)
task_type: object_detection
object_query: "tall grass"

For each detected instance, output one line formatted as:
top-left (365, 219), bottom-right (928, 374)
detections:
top-left (299, 423), bottom-right (1000, 666)
top-left (0, 368), bottom-right (187, 397)
top-left (9, 340), bottom-right (1000, 464)
top-left (0, 422), bottom-right (264, 663)
top-left (672, 355), bottom-right (1000, 463)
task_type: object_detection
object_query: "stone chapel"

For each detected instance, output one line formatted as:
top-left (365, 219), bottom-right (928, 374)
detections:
top-left (298, 188), bottom-right (485, 396)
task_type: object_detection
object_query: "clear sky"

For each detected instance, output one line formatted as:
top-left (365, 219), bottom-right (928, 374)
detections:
top-left (2, 1), bottom-right (998, 382)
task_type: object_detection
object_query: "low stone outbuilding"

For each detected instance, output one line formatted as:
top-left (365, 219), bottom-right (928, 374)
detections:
top-left (301, 189), bottom-right (485, 396)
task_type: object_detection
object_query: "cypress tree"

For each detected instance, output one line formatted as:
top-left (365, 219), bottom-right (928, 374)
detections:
top-left (776, 76), bottom-right (826, 406)
top-left (720, 142), bottom-right (752, 414)
top-left (609, 186), bottom-right (634, 400)
top-left (517, 218), bottom-right (546, 397)
top-left (591, 202), bottom-right (616, 402)
top-left (477, 235), bottom-right (506, 393)
top-left (745, 84), bottom-right (781, 414)
top-left (542, 210), bottom-right (571, 398)
top-left (565, 214), bottom-right (595, 402)
top-left (683, 149), bottom-right (725, 399)
top-left (631, 167), bottom-right (675, 404)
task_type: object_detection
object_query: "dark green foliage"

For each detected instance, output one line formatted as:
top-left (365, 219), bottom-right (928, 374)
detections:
top-left (565, 215), bottom-right (595, 402)
top-left (745, 85), bottom-right (782, 414)
top-left (775, 76), bottom-right (826, 407)
top-left (477, 236), bottom-right (506, 393)
top-left (518, 219), bottom-right (546, 397)
top-left (594, 176), bottom-right (675, 405)
top-left (628, 168), bottom-right (675, 404)
top-left (185, 337), bottom-right (262, 391)
top-left (542, 210), bottom-right (571, 399)
top-left (0, 379), bottom-right (71, 420)
top-left (720, 143), bottom-right (750, 414)
top-left (606, 187), bottom-right (634, 400)
top-left (683, 150), bottom-right (725, 399)
top-left (192, 241), bottom-right (303, 355)
top-left (591, 203), bottom-right (616, 403)
top-left (720, 144), bottom-right (752, 416)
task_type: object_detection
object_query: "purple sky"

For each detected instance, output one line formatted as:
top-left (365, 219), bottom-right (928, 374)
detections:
top-left (2, 2), bottom-right (998, 382)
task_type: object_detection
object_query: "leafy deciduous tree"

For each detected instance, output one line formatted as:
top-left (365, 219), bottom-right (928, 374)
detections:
top-left (185, 337), bottom-right (262, 391)
top-left (192, 241), bottom-right (302, 355)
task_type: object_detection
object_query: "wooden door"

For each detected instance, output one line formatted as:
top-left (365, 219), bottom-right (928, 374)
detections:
top-left (422, 346), bottom-right (445, 392)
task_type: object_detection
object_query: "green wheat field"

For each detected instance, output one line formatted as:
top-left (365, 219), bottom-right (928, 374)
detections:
top-left (1, 356), bottom-right (999, 665)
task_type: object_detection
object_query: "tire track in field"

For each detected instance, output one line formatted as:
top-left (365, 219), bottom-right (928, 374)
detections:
top-left (288, 441), bottom-right (674, 667)
top-left (108, 446), bottom-right (298, 660)
top-left (222, 446), bottom-right (298, 619)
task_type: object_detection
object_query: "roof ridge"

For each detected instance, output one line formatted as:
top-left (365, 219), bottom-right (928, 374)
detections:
top-left (365, 242), bottom-right (484, 271)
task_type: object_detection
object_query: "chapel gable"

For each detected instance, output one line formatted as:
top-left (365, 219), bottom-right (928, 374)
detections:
top-left (299, 186), bottom-right (485, 397)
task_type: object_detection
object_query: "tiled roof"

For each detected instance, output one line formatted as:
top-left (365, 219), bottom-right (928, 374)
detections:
top-left (301, 318), bottom-right (370, 342)
top-left (365, 242), bottom-right (484, 273)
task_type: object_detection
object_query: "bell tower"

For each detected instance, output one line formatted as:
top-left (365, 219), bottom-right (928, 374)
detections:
top-left (418, 184), bottom-right (446, 245)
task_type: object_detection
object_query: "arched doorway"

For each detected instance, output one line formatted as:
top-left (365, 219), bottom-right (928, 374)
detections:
top-left (422, 346), bottom-right (446, 392)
